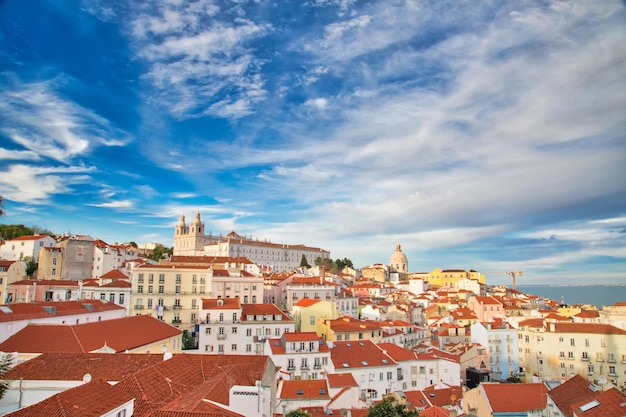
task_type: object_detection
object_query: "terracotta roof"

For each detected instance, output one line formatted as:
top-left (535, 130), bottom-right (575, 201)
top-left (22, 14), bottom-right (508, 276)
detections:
top-left (548, 374), bottom-right (596, 417)
top-left (5, 378), bottom-right (133, 417)
top-left (0, 315), bottom-right (181, 353)
top-left (574, 311), bottom-right (600, 318)
top-left (279, 379), bottom-right (329, 399)
top-left (201, 298), bottom-right (241, 310)
top-left (571, 387), bottom-right (626, 417)
top-left (472, 296), bottom-right (502, 305)
top-left (552, 322), bottom-right (626, 335)
top-left (481, 383), bottom-right (547, 412)
top-left (0, 300), bottom-right (124, 323)
top-left (4, 352), bottom-right (163, 381)
top-left (283, 331), bottom-right (319, 342)
top-left (419, 406), bottom-right (450, 417)
top-left (294, 298), bottom-right (322, 307)
top-left (330, 340), bottom-right (396, 369)
top-left (327, 373), bottom-right (358, 388)
top-left (99, 269), bottom-right (130, 279)
top-left (241, 303), bottom-right (291, 321)
top-left (114, 354), bottom-right (269, 417)
top-left (6, 234), bottom-right (51, 242)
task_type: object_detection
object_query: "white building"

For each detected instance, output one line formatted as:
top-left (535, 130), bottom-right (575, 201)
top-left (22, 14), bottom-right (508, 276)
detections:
top-left (328, 340), bottom-right (399, 403)
top-left (0, 235), bottom-right (56, 263)
top-left (470, 319), bottom-right (519, 381)
top-left (91, 240), bottom-right (138, 278)
top-left (198, 298), bottom-right (295, 355)
top-left (266, 332), bottom-right (331, 381)
top-left (173, 212), bottom-right (331, 271)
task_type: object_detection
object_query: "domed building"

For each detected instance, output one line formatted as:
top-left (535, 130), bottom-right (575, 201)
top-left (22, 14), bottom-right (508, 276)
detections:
top-left (389, 243), bottom-right (408, 274)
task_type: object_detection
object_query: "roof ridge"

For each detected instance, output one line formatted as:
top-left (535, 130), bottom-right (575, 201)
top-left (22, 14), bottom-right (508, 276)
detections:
top-left (71, 325), bottom-right (86, 353)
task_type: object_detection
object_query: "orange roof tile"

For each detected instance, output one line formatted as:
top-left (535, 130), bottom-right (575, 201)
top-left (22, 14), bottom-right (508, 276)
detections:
top-left (201, 298), bottom-right (241, 309)
top-left (5, 378), bottom-right (133, 417)
top-left (330, 340), bottom-right (395, 369)
top-left (99, 269), bottom-right (130, 279)
top-left (548, 374), bottom-right (596, 417)
top-left (294, 298), bottom-right (322, 307)
top-left (552, 322), bottom-right (626, 335)
top-left (280, 379), bottom-right (330, 399)
top-left (0, 300), bottom-right (124, 323)
top-left (481, 383), bottom-right (547, 412)
top-left (571, 387), bottom-right (626, 417)
top-left (0, 315), bottom-right (181, 353)
top-left (327, 373), bottom-right (358, 388)
top-left (4, 352), bottom-right (163, 381)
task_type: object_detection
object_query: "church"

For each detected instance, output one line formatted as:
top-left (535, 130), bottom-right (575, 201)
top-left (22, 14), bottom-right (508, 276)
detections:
top-left (173, 212), bottom-right (331, 272)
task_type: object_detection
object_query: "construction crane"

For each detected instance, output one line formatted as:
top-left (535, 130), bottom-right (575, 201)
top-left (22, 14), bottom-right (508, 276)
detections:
top-left (485, 270), bottom-right (523, 291)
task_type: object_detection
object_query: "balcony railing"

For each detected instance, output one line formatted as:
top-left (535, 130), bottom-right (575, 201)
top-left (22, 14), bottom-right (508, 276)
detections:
top-left (301, 365), bottom-right (309, 370)
top-left (217, 333), bottom-right (227, 340)
top-left (173, 305), bottom-right (182, 310)
top-left (134, 305), bottom-right (144, 309)
top-left (171, 320), bottom-right (182, 324)
top-left (287, 365), bottom-right (296, 371)
top-left (314, 364), bottom-right (322, 370)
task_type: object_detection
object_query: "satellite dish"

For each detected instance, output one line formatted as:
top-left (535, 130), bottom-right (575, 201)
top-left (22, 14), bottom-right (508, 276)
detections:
top-left (83, 373), bottom-right (92, 383)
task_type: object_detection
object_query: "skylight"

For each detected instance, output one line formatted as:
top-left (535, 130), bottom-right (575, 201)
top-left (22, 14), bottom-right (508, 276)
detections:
top-left (361, 361), bottom-right (368, 365)
top-left (578, 400), bottom-right (600, 412)
top-left (342, 363), bottom-right (349, 367)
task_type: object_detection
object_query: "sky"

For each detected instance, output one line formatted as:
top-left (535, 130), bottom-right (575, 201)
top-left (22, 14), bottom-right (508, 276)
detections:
top-left (0, 0), bottom-right (625, 286)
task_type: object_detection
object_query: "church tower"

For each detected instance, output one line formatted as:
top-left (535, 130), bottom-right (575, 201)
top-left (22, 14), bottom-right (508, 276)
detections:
top-left (173, 212), bottom-right (206, 255)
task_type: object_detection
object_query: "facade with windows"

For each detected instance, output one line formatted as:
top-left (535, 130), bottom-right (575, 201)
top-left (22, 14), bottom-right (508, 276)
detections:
top-left (266, 332), bottom-right (331, 381)
top-left (470, 319), bottom-right (519, 381)
top-left (518, 319), bottom-right (626, 390)
top-left (173, 212), bottom-right (331, 271)
top-left (0, 234), bottom-right (56, 263)
top-left (198, 298), bottom-right (295, 355)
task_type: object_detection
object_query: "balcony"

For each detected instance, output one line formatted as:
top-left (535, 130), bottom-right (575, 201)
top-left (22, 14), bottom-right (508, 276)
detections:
top-left (134, 305), bottom-right (144, 310)
top-left (301, 365), bottom-right (310, 371)
top-left (171, 320), bottom-right (182, 324)
top-left (607, 358), bottom-right (616, 363)
top-left (254, 335), bottom-right (267, 343)
top-left (581, 357), bottom-right (590, 362)
top-left (287, 365), bottom-right (296, 371)
top-left (217, 333), bottom-right (227, 340)
top-left (596, 358), bottom-right (604, 362)
top-left (173, 305), bottom-right (182, 310)
top-left (314, 364), bottom-right (322, 370)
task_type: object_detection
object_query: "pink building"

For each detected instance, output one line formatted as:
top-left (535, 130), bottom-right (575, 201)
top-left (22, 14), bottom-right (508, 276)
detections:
top-left (467, 295), bottom-right (504, 322)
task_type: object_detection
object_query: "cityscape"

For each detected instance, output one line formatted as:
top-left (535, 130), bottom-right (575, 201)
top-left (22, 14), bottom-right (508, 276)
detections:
top-left (1, 0), bottom-right (625, 416)
top-left (0, 215), bottom-right (624, 416)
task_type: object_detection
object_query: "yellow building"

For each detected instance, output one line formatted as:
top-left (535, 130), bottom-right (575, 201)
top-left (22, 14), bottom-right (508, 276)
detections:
top-left (292, 298), bottom-right (339, 333)
top-left (36, 246), bottom-right (64, 280)
top-left (427, 268), bottom-right (484, 289)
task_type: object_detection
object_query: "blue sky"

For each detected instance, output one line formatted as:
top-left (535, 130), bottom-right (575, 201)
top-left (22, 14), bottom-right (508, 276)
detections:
top-left (1, 0), bottom-right (625, 285)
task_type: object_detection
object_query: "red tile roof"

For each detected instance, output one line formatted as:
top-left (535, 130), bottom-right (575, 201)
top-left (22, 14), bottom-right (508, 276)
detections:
top-left (114, 354), bottom-right (269, 417)
top-left (99, 269), bottom-right (130, 279)
top-left (201, 298), bottom-right (241, 309)
top-left (294, 298), bottom-right (322, 307)
top-left (552, 322), bottom-right (626, 335)
top-left (330, 340), bottom-right (395, 369)
top-left (6, 234), bottom-right (51, 242)
top-left (481, 383), bottom-right (547, 412)
top-left (241, 303), bottom-right (291, 320)
top-left (4, 352), bottom-right (163, 381)
top-left (548, 374), bottom-right (596, 417)
top-left (5, 378), bottom-right (133, 417)
top-left (0, 300), bottom-right (124, 322)
top-left (0, 315), bottom-right (181, 353)
top-left (279, 379), bottom-right (329, 399)
top-left (571, 387), bottom-right (626, 417)
top-left (327, 373), bottom-right (358, 388)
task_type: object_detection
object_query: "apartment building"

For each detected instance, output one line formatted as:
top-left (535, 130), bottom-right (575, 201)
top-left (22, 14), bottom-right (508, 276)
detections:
top-left (129, 260), bottom-right (263, 330)
top-left (0, 234), bottom-right (56, 263)
top-left (467, 295), bottom-right (505, 322)
top-left (266, 331), bottom-right (331, 381)
top-left (198, 298), bottom-right (295, 355)
top-left (285, 277), bottom-right (339, 311)
top-left (0, 260), bottom-right (26, 303)
top-left (518, 319), bottom-right (626, 390)
top-left (471, 319), bottom-right (520, 381)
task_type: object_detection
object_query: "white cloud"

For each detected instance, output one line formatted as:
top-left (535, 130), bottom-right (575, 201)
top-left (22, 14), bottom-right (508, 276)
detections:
top-left (0, 76), bottom-right (132, 163)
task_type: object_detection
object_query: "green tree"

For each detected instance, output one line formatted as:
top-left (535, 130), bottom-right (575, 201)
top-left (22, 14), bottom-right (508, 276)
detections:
top-left (300, 254), bottom-right (310, 268)
top-left (128, 241), bottom-right (138, 248)
top-left (285, 410), bottom-right (311, 417)
top-left (335, 258), bottom-right (346, 271)
top-left (0, 352), bottom-right (14, 400)
top-left (181, 330), bottom-right (197, 349)
top-left (367, 398), bottom-right (419, 417)
top-left (0, 224), bottom-right (35, 240)
top-left (23, 256), bottom-right (37, 277)
top-left (149, 245), bottom-right (173, 262)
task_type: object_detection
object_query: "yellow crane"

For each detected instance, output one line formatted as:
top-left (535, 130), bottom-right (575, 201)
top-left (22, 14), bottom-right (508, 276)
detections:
top-left (485, 270), bottom-right (523, 291)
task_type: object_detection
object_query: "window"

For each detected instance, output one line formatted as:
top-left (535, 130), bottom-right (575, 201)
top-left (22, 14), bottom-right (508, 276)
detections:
top-left (608, 365), bottom-right (616, 375)
top-left (246, 329), bottom-right (252, 336)
top-left (218, 345), bottom-right (224, 353)
top-left (175, 274), bottom-right (181, 283)
top-left (159, 274), bottom-right (165, 283)
top-left (147, 299), bottom-right (153, 309)
top-left (137, 285), bottom-right (143, 294)
top-left (232, 327), bottom-right (237, 334)
top-left (568, 352), bottom-right (574, 359)
top-left (310, 316), bottom-right (316, 325)
top-left (109, 293), bottom-right (115, 303)
top-left (148, 285), bottom-right (153, 294)
top-left (233, 313), bottom-right (237, 322)
top-left (175, 286), bottom-right (180, 294)
top-left (100, 293), bottom-right (106, 300)
top-left (158, 285), bottom-right (164, 295)
top-left (138, 274), bottom-right (144, 283)
top-left (585, 338), bottom-right (590, 347)
top-left (246, 344), bottom-right (252, 352)
top-left (570, 338), bottom-right (575, 346)
top-left (275, 328), bottom-right (280, 336)
top-left (231, 344), bottom-right (237, 351)
top-left (205, 328), bottom-right (211, 334)
top-left (582, 352), bottom-right (589, 360)
top-left (148, 274), bottom-right (154, 283)
top-left (387, 371), bottom-right (393, 380)
top-left (559, 351), bottom-right (565, 359)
